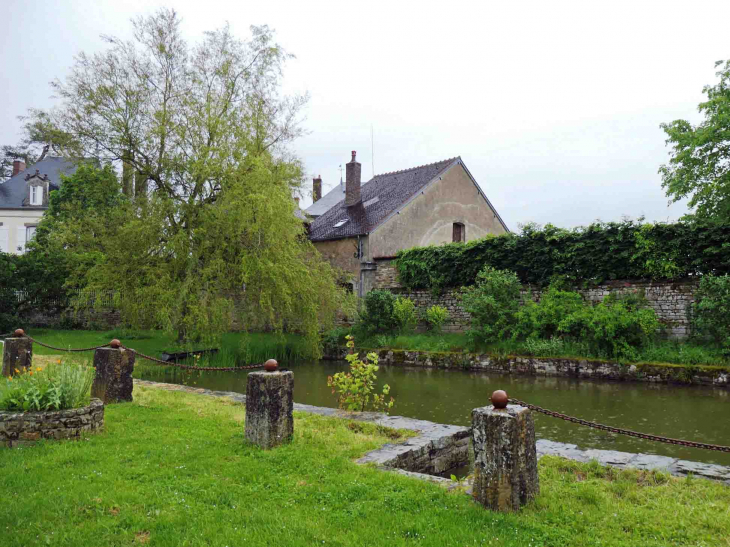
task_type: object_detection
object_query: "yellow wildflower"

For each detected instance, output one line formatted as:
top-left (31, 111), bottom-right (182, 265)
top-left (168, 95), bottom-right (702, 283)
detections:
top-left (57, 359), bottom-right (61, 364)
top-left (29, 371), bottom-right (33, 376)
top-left (14, 368), bottom-right (19, 373)
top-left (36, 367), bottom-right (42, 372)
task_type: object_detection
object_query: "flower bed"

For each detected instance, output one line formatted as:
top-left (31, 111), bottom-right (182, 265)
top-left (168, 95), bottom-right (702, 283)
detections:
top-left (0, 398), bottom-right (104, 448)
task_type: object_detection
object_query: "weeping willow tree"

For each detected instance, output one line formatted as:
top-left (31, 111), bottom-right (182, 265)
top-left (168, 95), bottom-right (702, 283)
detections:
top-left (43, 9), bottom-right (342, 356)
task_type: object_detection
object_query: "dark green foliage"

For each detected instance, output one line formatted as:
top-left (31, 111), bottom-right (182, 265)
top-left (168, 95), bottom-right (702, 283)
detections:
top-left (459, 266), bottom-right (521, 342)
top-left (0, 253), bottom-right (18, 332)
top-left (691, 275), bottom-right (730, 352)
top-left (395, 219), bottom-right (730, 290)
top-left (358, 290), bottom-right (398, 333)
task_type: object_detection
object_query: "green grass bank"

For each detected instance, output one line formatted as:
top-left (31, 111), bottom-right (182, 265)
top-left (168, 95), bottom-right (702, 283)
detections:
top-left (1, 386), bottom-right (729, 547)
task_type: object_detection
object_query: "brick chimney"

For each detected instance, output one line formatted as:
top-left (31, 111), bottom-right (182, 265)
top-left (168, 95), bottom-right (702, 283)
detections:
top-left (313, 175), bottom-right (322, 203)
top-left (12, 160), bottom-right (26, 176)
top-left (345, 151), bottom-right (361, 206)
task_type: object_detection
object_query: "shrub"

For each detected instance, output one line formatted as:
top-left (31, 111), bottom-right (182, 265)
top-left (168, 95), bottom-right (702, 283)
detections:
top-left (322, 326), bottom-right (350, 355)
top-left (327, 336), bottom-right (394, 413)
top-left (513, 287), bottom-right (585, 340)
top-left (358, 290), bottom-right (398, 333)
top-left (558, 298), bottom-right (661, 360)
top-left (425, 305), bottom-right (449, 333)
top-left (691, 274), bottom-right (730, 351)
top-left (0, 361), bottom-right (95, 412)
top-left (393, 296), bottom-right (417, 333)
top-left (460, 266), bottom-right (521, 343)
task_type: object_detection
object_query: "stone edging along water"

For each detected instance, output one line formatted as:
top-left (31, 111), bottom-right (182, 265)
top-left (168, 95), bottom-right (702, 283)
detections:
top-left (323, 347), bottom-right (730, 388)
top-left (134, 380), bottom-right (730, 485)
top-left (0, 398), bottom-right (105, 448)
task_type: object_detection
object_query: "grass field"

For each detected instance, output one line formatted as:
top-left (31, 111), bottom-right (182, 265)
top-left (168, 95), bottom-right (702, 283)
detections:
top-left (1, 385), bottom-right (728, 547)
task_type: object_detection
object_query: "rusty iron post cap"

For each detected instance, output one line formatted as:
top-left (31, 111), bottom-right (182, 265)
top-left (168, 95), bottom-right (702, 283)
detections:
top-left (110, 339), bottom-right (121, 349)
top-left (264, 359), bottom-right (278, 372)
top-left (491, 390), bottom-right (509, 409)
top-left (14, 329), bottom-right (25, 337)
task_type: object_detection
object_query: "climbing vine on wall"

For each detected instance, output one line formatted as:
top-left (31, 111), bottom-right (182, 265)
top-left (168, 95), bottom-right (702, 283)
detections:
top-left (394, 219), bottom-right (730, 290)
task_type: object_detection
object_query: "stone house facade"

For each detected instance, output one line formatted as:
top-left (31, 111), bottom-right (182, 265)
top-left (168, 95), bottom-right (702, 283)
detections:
top-left (306, 152), bottom-right (509, 297)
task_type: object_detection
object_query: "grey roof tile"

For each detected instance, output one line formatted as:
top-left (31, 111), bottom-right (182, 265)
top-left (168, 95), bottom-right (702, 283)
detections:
top-left (0, 157), bottom-right (78, 209)
top-left (309, 157), bottom-right (458, 241)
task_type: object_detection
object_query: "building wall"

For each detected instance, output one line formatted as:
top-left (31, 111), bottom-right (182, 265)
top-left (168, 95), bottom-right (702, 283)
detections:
top-left (368, 162), bottom-right (507, 259)
top-left (373, 259), bottom-right (697, 338)
top-left (0, 209), bottom-right (45, 254)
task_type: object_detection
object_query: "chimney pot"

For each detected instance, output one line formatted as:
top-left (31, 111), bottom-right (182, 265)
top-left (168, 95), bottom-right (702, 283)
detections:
top-left (12, 160), bottom-right (26, 176)
top-left (345, 150), bottom-right (362, 206)
top-left (313, 175), bottom-right (322, 203)
top-left (294, 197), bottom-right (300, 205)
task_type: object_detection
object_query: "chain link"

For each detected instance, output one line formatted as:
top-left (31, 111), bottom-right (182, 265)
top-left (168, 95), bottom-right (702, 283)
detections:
top-left (25, 336), bottom-right (111, 353)
top-left (509, 398), bottom-right (730, 453)
top-left (121, 345), bottom-right (264, 372)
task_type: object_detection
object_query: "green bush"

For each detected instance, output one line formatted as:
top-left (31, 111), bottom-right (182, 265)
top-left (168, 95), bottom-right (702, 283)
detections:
top-left (322, 326), bottom-right (350, 354)
top-left (459, 266), bottom-right (521, 343)
top-left (514, 286), bottom-right (585, 340)
top-left (691, 275), bottom-right (730, 352)
top-left (425, 305), bottom-right (449, 333)
top-left (358, 290), bottom-right (398, 333)
top-left (558, 298), bottom-right (661, 360)
top-left (0, 361), bottom-right (95, 412)
top-left (392, 296), bottom-right (417, 333)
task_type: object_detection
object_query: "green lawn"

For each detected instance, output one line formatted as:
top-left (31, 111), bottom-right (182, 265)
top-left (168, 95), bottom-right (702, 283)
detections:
top-left (1, 386), bottom-right (728, 546)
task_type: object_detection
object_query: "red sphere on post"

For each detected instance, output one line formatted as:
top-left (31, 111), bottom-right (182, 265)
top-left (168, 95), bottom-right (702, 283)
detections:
top-left (264, 359), bottom-right (278, 372)
top-left (491, 390), bottom-right (509, 409)
top-left (110, 339), bottom-right (121, 349)
top-left (14, 329), bottom-right (25, 337)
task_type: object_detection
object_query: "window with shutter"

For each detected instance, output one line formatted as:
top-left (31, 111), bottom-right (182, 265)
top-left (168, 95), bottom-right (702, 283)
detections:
top-left (17, 227), bottom-right (27, 253)
top-left (452, 222), bottom-right (465, 242)
top-left (0, 227), bottom-right (8, 253)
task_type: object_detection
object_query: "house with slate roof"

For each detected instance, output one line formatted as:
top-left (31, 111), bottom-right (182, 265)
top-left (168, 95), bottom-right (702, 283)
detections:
top-left (0, 157), bottom-right (78, 254)
top-left (307, 151), bottom-right (508, 297)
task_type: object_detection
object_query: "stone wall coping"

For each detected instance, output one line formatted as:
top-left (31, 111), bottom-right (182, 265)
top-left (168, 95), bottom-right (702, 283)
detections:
top-left (134, 380), bottom-right (730, 484)
top-left (0, 398), bottom-right (104, 421)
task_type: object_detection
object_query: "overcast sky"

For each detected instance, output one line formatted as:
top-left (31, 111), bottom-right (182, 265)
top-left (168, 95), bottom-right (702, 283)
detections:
top-left (2, 0), bottom-right (728, 229)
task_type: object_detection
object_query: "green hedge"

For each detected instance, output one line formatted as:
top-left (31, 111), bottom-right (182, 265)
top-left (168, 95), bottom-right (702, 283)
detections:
top-left (394, 220), bottom-right (730, 290)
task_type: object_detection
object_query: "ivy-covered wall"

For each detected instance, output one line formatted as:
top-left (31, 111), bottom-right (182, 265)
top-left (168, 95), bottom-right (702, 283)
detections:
top-left (374, 259), bottom-right (697, 337)
top-left (394, 220), bottom-right (730, 291)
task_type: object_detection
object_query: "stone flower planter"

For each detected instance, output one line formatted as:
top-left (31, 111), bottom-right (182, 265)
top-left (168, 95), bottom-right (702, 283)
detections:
top-left (0, 398), bottom-right (104, 448)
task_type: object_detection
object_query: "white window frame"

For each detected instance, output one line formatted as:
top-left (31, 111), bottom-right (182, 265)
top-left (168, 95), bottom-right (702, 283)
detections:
top-left (30, 185), bottom-right (42, 205)
top-left (26, 225), bottom-right (37, 242)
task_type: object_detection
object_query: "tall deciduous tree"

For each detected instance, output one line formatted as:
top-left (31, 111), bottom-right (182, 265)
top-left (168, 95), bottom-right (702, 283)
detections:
top-left (43, 9), bottom-right (341, 354)
top-left (660, 60), bottom-right (730, 220)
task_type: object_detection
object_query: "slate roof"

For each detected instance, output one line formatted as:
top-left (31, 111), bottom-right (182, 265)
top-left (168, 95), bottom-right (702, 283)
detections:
top-left (0, 157), bottom-right (78, 209)
top-left (305, 178), bottom-right (363, 217)
top-left (309, 157), bottom-right (459, 241)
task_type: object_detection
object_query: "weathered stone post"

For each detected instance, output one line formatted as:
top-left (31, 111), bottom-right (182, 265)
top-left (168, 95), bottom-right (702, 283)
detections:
top-left (2, 329), bottom-right (33, 377)
top-left (92, 339), bottom-right (135, 404)
top-left (245, 359), bottom-right (294, 449)
top-left (471, 390), bottom-right (539, 512)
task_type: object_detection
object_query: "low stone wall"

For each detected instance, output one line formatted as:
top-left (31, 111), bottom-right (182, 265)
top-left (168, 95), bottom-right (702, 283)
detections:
top-left (0, 398), bottom-right (105, 448)
top-left (372, 259), bottom-right (697, 338)
top-left (324, 348), bottom-right (730, 388)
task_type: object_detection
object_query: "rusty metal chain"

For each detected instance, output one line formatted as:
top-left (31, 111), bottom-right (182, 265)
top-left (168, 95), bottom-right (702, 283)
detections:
top-left (121, 345), bottom-right (264, 372)
top-left (509, 397), bottom-right (730, 453)
top-left (25, 335), bottom-right (111, 353)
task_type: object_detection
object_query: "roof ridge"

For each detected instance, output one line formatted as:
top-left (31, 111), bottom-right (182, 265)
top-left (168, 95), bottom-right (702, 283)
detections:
top-left (373, 157), bottom-right (459, 178)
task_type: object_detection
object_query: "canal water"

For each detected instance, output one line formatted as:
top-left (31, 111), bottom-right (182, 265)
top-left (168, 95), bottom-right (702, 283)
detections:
top-left (136, 360), bottom-right (730, 467)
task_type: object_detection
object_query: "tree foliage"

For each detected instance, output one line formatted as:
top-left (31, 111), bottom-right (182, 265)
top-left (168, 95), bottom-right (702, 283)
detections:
top-left (660, 60), bottom-right (730, 220)
top-left (36, 9), bottom-right (341, 354)
top-left (691, 274), bottom-right (730, 352)
top-left (459, 266), bottom-right (522, 342)
top-left (395, 219), bottom-right (730, 290)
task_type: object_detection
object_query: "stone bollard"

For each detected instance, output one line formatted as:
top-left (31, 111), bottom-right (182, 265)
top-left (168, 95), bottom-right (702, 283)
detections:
top-left (471, 390), bottom-right (539, 512)
top-left (245, 359), bottom-right (294, 449)
top-left (91, 339), bottom-right (135, 404)
top-left (2, 329), bottom-right (33, 377)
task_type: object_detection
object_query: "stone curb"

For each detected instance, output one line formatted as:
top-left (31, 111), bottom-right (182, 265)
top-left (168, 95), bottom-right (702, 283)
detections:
top-left (134, 380), bottom-right (730, 485)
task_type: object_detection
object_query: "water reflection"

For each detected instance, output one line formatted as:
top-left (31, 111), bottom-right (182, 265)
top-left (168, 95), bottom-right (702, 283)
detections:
top-left (136, 360), bottom-right (730, 466)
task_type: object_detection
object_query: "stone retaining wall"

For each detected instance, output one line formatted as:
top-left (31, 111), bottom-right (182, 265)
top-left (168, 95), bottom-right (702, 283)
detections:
top-left (373, 259), bottom-right (697, 338)
top-left (0, 398), bottom-right (105, 448)
top-left (324, 347), bottom-right (730, 388)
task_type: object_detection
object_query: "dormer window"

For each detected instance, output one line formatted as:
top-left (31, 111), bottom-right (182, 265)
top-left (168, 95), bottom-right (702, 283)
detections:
top-left (30, 185), bottom-right (42, 205)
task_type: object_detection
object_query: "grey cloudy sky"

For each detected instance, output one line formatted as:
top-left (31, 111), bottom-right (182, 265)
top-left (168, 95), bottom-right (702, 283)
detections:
top-left (2, 0), bottom-right (728, 230)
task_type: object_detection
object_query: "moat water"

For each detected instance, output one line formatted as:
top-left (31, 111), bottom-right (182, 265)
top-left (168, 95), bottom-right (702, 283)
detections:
top-left (136, 360), bottom-right (730, 467)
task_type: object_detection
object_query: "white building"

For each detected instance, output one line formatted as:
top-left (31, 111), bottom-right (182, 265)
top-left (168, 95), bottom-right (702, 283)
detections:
top-left (0, 157), bottom-right (77, 253)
